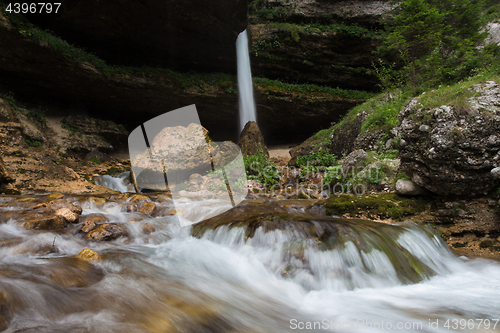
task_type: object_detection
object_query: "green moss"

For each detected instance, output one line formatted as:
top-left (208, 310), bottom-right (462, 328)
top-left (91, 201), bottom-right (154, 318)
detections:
top-left (321, 193), bottom-right (429, 220)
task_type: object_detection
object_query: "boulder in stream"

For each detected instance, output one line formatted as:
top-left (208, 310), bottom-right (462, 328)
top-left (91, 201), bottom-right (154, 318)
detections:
top-left (85, 223), bottom-right (129, 241)
top-left (22, 213), bottom-right (67, 230)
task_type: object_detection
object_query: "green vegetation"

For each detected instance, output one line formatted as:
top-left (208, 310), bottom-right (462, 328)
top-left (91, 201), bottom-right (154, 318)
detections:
top-left (376, 0), bottom-right (499, 90)
top-left (24, 138), bottom-right (42, 147)
top-left (253, 77), bottom-right (375, 100)
top-left (88, 157), bottom-right (101, 164)
top-left (243, 151), bottom-right (280, 186)
top-left (0, 92), bottom-right (19, 111)
top-left (26, 108), bottom-right (47, 124)
top-left (296, 150), bottom-right (338, 168)
top-left (267, 22), bottom-right (377, 39)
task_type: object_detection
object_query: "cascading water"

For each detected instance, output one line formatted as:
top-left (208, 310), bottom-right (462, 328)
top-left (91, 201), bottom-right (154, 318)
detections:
top-left (237, 29), bottom-right (257, 132)
top-left (93, 171), bottom-right (134, 193)
top-left (1, 177), bottom-right (500, 332)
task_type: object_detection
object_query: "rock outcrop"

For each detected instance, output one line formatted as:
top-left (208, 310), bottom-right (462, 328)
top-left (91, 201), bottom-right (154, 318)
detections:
top-left (238, 121), bottom-right (269, 156)
top-left (249, 0), bottom-right (394, 90)
top-left (0, 16), bottom-right (364, 145)
top-left (0, 154), bottom-right (17, 195)
top-left (393, 81), bottom-right (500, 196)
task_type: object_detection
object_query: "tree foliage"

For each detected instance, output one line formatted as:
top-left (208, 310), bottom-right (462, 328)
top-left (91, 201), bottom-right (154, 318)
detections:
top-left (377, 0), bottom-right (487, 90)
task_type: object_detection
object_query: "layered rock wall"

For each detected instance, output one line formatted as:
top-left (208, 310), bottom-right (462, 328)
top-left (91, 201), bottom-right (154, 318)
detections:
top-left (20, 0), bottom-right (248, 73)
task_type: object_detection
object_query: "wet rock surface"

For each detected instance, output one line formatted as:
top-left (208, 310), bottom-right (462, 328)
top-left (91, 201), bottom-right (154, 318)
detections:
top-left (85, 223), bottom-right (130, 242)
top-left (21, 213), bottom-right (67, 230)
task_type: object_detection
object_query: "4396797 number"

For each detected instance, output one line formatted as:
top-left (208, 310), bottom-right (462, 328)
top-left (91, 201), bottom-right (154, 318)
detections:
top-left (5, 3), bottom-right (61, 14)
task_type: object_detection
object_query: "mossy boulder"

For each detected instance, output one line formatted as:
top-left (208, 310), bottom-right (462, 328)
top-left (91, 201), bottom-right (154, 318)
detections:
top-left (319, 193), bottom-right (430, 220)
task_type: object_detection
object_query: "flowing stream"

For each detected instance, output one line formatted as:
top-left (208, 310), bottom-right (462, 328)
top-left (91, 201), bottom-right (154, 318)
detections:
top-left (0, 176), bottom-right (499, 332)
top-left (237, 29), bottom-right (257, 132)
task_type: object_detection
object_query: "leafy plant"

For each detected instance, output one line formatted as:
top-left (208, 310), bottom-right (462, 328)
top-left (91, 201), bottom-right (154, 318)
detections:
top-left (243, 150), bottom-right (280, 186)
top-left (24, 138), bottom-right (42, 147)
top-left (296, 150), bottom-right (338, 168)
top-left (88, 157), bottom-right (101, 164)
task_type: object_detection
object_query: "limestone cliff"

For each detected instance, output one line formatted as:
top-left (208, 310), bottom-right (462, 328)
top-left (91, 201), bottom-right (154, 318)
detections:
top-left (249, 0), bottom-right (394, 91)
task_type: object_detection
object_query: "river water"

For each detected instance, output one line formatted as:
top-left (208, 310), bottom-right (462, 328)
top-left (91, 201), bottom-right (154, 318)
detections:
top-left (0, 177), bottom-right (499, 332)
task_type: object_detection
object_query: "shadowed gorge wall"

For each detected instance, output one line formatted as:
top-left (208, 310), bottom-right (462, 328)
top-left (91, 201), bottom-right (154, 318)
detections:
top-left (20, 0), bottom-right (248, 73)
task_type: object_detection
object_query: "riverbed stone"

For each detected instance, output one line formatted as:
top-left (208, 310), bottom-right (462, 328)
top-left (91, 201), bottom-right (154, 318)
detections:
top-left (139, 202), bottom-right (156, 215)
top-left (45, 199), bottom-right (83, 215)
top-left (85, 223), bottom-right (129, 241)
top-left (491, 167), bottom-right (500, 179)
top-left (142, 224), bottom-right (156, 234)
top-left (46, 193), bottom-right (65, 202)
top-left (341, 149), bottom-right (369, 178)
top-left (75, 248), bottom-right (101, 262)
top-left (47, 257), bottom-right (104, 288)
top-left (0, 290), bottom-right (10, 331)
top-left (55, 208), bottom-right (79, 223)
top-left (80, 220), bottom-right (98, 233)
top-left (22, 213), bottom-right (67, 230)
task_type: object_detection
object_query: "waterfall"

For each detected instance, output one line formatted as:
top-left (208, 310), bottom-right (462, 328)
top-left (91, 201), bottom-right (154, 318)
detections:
top-left (237, 29), bottom-right (257, 132)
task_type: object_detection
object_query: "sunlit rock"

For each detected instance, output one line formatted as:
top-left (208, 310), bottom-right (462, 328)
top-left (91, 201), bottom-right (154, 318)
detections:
top-left (76, 248), bottom-right (102, 262)
top-left (85, 223), bottom-right (129, 241)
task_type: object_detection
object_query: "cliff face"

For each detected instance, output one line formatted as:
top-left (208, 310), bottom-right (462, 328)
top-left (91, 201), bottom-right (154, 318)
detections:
top-left (249, 0), bottom-right (394, 91)
top-left (0, 16), bottom-right (363, 145)
top-left (0, 0), bottom-right (381, 146)
top-left (20, 0), bottom-right (248, 73)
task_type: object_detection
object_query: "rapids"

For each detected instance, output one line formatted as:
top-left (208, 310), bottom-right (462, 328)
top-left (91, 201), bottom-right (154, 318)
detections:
top-left (0, 178), bottom-right (499, 332)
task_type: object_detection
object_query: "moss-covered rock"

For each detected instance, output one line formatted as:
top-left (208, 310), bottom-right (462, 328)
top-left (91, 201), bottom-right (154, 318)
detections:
top-left (319, 193), bottom-right (430, 220)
